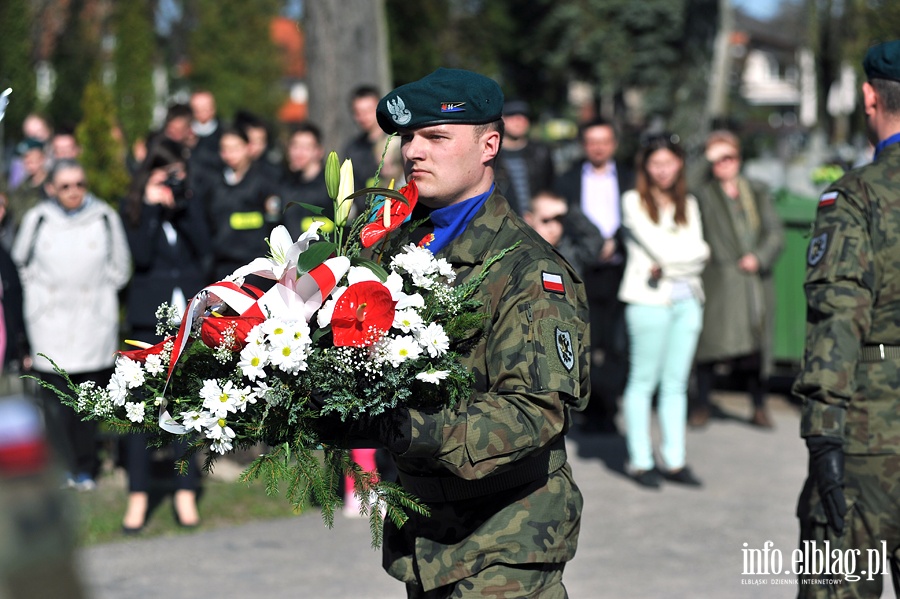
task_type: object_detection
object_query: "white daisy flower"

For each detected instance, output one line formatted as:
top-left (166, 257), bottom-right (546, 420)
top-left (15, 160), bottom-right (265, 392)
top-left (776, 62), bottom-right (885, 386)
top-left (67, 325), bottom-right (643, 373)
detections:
top-left (201, 379), bottom-right (241, 418)
top-left (180, 409), bottom-right (211, 433)
top-left (387, 335), bottom-right (422, 367)
top-left (393, 308), bottom-right (424, 333)
top-left (261, 318), bottom-right (292, 342)
top-left (268, 336), bottom-right (309, 374)
top-left (206, 418), bottom-right (236, 454)
top-left (238, 342), bottom-right (269, 380)
top-left (124, 401), bottom-right (146, 423)
top-left (415, 370), bottom-right (449, 384)
top-left (233, 384), bottom-right (257, 413)
top-left (417, 322), bottom-right (451, 358)
top-left (244, 324), bottom-right (266, 347)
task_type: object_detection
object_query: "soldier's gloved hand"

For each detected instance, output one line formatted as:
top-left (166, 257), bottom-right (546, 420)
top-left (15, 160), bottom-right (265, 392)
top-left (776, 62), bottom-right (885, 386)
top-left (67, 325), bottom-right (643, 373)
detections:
top-left (308, 392), bottom-right (412, 454)
top-left (806, 436), bottom-right (847, 535)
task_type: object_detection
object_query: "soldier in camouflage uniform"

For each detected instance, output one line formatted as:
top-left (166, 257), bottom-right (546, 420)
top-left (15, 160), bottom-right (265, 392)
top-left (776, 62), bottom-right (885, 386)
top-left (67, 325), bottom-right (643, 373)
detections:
top-left (794, 40), bottom-right (900, 597)
top-left (341, 69), bottom-right (589, 598)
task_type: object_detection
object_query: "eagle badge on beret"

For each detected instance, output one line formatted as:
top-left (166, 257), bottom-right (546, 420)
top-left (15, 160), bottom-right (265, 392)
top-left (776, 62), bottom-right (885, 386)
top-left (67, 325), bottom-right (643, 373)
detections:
top-left (387, 96), bottom-right (412, 126)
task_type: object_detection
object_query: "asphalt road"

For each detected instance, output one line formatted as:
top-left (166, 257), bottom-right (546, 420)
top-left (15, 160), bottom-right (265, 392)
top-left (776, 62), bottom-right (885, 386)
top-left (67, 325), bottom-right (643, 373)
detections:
top-left (76, 392), bottom-right (891, 598)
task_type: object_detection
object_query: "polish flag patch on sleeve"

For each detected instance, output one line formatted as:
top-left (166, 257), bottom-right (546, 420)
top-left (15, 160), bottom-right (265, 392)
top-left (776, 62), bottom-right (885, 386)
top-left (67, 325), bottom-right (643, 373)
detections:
top-left (818, 191), bottom-right (838, 208)
top-left (542, 271), bottom-right (566, 295)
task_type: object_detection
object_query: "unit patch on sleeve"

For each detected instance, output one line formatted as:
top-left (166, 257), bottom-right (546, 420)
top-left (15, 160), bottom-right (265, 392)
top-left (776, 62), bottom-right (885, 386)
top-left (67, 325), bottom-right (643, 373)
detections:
top-left (542, 271), bottom-right (566, 295)
top-left (807, 229), bottom-right (831, 267)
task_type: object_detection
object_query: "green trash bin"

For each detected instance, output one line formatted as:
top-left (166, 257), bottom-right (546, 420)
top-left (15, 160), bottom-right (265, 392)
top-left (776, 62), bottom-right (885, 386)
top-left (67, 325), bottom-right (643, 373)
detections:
top-left (771, 190), bottom-right (818, 371)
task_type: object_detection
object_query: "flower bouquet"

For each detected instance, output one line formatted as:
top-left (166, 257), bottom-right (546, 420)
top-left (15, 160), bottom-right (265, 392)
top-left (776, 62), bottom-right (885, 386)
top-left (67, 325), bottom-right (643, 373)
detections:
top-left (38, 150), bottom-right (497, 546)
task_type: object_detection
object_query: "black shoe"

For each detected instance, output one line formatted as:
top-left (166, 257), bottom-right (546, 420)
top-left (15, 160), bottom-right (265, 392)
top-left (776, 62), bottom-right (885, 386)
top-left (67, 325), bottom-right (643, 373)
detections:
top-left (630, 469), bottom-right (663, 489)
top-left (661, 466), bottom-right (702, 487)
top-left (122, 524), bottom-right (144, 535)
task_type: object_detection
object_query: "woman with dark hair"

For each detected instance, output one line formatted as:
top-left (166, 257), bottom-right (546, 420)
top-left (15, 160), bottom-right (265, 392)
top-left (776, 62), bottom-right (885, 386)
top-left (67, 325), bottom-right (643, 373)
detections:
top-left (618, 134), bottom-right (709, 488)
top-left (119, 138), bottom-right (209, 532)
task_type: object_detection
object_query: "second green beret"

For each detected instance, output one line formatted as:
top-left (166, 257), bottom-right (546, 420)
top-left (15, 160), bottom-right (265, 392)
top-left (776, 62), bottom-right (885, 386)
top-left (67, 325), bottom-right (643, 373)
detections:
top-left (864, 40), bottom-right (900, 83)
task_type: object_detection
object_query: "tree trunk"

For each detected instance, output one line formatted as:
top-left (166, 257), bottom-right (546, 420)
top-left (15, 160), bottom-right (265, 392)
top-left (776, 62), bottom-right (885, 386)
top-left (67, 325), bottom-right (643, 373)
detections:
top-left (704, 0), bottom-right (733, 131)
top-left (305, 0), bottom-right (391, 154)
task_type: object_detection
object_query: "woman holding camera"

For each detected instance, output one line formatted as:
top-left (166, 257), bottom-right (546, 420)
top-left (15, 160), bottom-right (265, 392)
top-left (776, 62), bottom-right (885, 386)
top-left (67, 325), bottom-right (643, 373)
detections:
top-left (618, 133), bottom-right (709, 489)
top-left (119, 139), bottom-right (210, 532)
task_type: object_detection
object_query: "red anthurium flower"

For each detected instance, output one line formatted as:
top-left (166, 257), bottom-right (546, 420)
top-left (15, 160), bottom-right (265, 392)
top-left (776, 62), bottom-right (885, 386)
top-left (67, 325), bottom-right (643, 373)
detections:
top-left (331, 281), bottom-right (396, 347)
top-left (360, 180), bottom-right (419, 248)
top-left (200, 315), bottom-right (265, 351)
top-left (119, 337), bottom-right (175, 362)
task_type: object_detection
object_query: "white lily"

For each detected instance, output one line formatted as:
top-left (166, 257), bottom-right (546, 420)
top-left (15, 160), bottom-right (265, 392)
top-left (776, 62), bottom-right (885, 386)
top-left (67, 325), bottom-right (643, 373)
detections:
top-left (230, 223), bottom-right (323, 283)
top-left (334, 159), bottom-right (354, 227)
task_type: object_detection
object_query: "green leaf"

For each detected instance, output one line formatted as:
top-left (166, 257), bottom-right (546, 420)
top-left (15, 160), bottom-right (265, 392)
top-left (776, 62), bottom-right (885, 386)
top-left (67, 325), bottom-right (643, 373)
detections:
top-left (349, 257), bottom-right (389, 282)
top-left (345, 187), bottom-right (411, 205)
top-left (284, 201), bottom-right (327, 216)
top-left (295, 242), bottom-right (338, 276)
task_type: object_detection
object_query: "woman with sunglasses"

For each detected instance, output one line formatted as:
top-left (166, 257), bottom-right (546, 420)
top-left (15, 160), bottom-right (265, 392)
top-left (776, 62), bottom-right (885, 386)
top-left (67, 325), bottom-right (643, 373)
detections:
top-left (618, 134), bottom-right (709, 488)
top-left (689, 131), bottom-right (784, 429)
top-left (12, 159), bottom-right (132, 491)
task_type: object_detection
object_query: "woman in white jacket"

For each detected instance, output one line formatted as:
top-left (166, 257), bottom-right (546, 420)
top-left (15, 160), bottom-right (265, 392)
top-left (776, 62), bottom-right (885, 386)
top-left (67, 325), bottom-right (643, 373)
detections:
top-left (12, 159), bottom-right (132, 489)
top-left (619, 134), bottom-right (709, 488)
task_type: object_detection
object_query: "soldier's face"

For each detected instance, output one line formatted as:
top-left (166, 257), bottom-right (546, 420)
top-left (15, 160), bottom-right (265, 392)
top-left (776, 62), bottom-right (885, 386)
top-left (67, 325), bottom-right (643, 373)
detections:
top-left (399, 124), bottom-right (500, 208)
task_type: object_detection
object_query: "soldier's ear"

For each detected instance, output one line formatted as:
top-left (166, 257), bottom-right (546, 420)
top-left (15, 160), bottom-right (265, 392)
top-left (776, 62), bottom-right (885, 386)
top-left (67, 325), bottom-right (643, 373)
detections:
top-left (481, 128), bottom-right (501, 164)
top-left (862, 82), bottom-right (878, 117)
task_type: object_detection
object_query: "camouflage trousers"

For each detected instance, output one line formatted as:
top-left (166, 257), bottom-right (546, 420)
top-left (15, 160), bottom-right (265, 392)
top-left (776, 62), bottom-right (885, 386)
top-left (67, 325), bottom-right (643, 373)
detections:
top-left (405, 563), bottom-right (567, 599)
top-left (797, 454), bottom-right (900, 598)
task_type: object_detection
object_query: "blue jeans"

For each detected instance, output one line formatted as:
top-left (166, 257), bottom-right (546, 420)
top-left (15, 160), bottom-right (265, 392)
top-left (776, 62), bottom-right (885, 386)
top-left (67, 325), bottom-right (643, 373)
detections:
top-left (622, 298), bottom-right (703, 471)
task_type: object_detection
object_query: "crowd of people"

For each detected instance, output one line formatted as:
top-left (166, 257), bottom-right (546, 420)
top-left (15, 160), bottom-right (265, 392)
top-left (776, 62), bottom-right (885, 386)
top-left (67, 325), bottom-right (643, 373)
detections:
top-left (0, 80), bottom-right (783, 535)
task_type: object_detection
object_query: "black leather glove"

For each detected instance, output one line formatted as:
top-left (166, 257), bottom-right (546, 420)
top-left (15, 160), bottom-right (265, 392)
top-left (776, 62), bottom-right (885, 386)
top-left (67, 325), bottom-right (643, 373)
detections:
top-left (806, 436), bottom-right (847, 535)
top-left (308, 392), bottom-right (412, 454)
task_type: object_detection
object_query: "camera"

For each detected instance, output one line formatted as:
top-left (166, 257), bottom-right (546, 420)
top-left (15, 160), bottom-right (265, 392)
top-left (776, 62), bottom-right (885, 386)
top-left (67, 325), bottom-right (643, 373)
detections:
top-left (162, 172), bottom-right (189, 209)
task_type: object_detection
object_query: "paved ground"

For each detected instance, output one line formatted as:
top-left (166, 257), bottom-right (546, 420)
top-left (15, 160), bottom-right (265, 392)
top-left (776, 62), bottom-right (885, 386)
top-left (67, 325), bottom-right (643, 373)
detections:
top-left (75, 392), bottom-right (891, 598)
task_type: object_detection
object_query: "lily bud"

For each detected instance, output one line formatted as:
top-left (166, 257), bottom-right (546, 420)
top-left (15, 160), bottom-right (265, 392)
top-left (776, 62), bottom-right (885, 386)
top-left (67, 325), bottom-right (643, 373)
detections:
top-left (325, 151), bottom-right (340, 200)
top-left (334, 158), bottom-right (354, 227)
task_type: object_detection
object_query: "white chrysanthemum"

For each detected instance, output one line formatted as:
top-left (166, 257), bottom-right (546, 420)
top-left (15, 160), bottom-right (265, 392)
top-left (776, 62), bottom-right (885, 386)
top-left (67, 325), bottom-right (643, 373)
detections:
top-left (144, 353), bottom-right (165, 376)
top-left (238, 342), bottom-right (269, 380)
top-left (391, 244), bottom-right (437, 277)
top-left (180, 409), bottom-right (211, 433)
top-left (253, 381), bottom-right (275, 403)
top-left (106, 373), bottom-right (129, 406)
top-left (206, 417), bottom-right (236, 454)
top-left (387, 335), bottom-right (422, 367)
top-left (417, 322), bottom-right (450, 358)
top-left (200, 379), bottom-right (241, 418)
top-left (435, 258), bottom-right (456, 282)
top-left (115, 357), bottom-right (145, 388)
top-left (268, 336), bottom-right (309, 374)
top-left (124, 401), bottom-right (146, 423)
top-left (415, 370), bottom-right (449, 384)
top-left (393, 308), bottom-right (424, 333)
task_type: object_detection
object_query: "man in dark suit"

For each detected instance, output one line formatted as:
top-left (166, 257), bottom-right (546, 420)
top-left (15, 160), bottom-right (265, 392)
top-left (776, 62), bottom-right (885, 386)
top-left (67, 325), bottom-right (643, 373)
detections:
top-left (555, 117), bottom-right (634, 434)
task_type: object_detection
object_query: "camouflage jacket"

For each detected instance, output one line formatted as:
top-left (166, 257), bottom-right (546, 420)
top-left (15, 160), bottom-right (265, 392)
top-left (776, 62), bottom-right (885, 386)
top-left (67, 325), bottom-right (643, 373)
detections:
top-left (383, 190), bottom-right (590, 591)
top-left (794, 141), bottom-right (900, 455)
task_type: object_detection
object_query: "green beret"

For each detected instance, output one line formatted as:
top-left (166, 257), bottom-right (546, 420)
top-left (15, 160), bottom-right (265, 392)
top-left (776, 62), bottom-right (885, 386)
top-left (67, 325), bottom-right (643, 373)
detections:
top-left (377, 68), bottom-right (503, 134)
top-left (864, 40), bottom-right (900, 82)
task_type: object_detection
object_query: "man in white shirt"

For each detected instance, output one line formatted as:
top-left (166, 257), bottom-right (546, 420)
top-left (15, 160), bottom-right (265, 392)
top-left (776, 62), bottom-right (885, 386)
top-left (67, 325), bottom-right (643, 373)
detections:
top-left (555, 118), bottom-right (634, 435)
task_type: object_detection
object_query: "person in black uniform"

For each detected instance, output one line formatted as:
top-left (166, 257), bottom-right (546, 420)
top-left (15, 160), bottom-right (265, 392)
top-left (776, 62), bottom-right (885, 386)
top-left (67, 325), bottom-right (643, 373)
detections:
top-left (281, 122), bottom-right (331, 239)
top-left (205, 126), bottom-right (283, 281)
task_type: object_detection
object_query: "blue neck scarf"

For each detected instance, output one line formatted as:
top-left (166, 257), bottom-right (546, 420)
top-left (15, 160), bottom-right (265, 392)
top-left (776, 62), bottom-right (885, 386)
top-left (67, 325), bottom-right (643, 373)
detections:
top-left (874, 132), bottom-right (900, 160)
top-left (423, 184), bottom-right (494, 255)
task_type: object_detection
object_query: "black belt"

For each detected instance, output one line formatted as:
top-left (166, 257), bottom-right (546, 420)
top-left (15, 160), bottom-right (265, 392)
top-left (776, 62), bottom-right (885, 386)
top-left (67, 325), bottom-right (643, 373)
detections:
top-left (397, 437), bottom-right (567, 503)
top-left (860, 344), bottom-right (900, 362)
